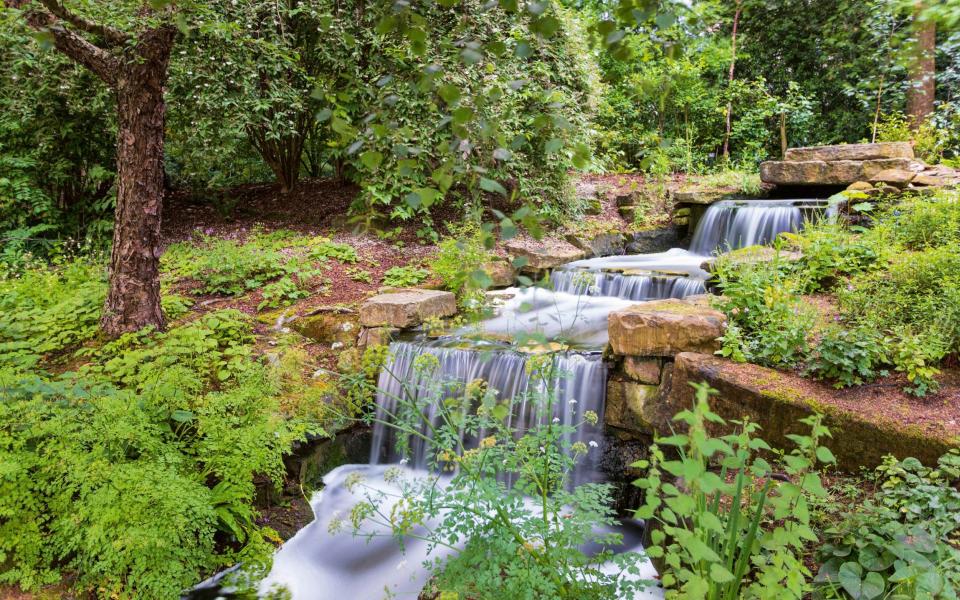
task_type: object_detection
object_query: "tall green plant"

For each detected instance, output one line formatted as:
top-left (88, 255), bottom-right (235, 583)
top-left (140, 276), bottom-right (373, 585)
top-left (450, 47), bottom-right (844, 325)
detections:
top-left (634, 382), bottom-right (835, 599)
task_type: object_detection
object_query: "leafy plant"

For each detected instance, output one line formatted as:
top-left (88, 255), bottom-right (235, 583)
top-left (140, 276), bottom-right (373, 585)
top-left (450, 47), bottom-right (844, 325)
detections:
top-left (713, 260), bottom-right (815, 368)
top-left (382, 265), bottom-right (430, 288)
top-left (634, 382), bottom-right (835, 599)
top-left (345, 267), bottom-right (373, 283)
top-left (804, 325), bottom-right (888, 388)
top-left (816, 450), bottom-right (960, 599)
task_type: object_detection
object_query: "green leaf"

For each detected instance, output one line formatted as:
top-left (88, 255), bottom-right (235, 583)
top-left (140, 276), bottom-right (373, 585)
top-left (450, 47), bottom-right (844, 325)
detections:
top-left (359, 151), bottom-right (383, 171)
top-left (710, 563), bottom-right (735, 583)
top-left (816, 446), bottom-right (837, 464)
top-left (479, 178), bottom-right (507, 196)
top-left (861, 571), bottom-right (886, 599)
top-left (438, 84), bottom-right (461, 105)
top-left (171, 409), bottom-right (194, 423)
top-left (544, 138), bottom-right (563, 155)
top-left (838, 562), bottom-right (864, 598)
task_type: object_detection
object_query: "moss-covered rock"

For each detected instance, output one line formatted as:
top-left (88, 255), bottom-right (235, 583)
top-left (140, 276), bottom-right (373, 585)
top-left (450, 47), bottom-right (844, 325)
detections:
top-left (664, 352), bottom-right (955, 471)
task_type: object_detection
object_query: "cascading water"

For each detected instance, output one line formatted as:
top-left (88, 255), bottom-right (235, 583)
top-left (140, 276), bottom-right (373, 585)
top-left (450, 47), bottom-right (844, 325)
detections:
top-left (370, 340), bottom-right (609, 486)
top-left (689, 199), bottom-right (829, 255)
top-left (198, 197), bottom-right (837, 600)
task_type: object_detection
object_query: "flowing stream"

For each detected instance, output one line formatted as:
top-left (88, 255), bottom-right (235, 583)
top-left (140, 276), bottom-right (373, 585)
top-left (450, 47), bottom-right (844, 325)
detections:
top-left (194, 198), bottom-right (833, 599)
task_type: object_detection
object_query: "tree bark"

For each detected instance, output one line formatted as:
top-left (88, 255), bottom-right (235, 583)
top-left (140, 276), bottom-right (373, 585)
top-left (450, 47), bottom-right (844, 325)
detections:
top-left (722, 0), bottom-right (743, 162)
top-left (100, 28), bottom-right (175, 336)
top-left (906, 1), bottom-right (936, 128)
top-left (8, 0), bottom-right (174, 337)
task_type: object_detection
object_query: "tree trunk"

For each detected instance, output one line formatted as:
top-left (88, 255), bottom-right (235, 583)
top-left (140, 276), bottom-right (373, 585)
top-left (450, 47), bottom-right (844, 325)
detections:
top-left (722, 0), bottom-right (743, 162)
top-left (100, 29), bottom-right (174, 336)
top-left (780, 112), bottom-right (788, 159)
top-left (906, 1), bottom-right (936, 128)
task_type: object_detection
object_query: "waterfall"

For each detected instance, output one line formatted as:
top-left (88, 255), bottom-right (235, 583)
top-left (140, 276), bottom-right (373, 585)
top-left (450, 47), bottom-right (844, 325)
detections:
top-left (688, 199), bottom-right (828, 255)
top-left (370, 340), bottom-right (609, 486)
top-left (550, 268), bottom-right (706, 301)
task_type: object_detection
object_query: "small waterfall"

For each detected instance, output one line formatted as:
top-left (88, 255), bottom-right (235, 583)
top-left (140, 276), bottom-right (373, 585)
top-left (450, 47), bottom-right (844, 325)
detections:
top-left (370, 340), bottom-right (608, 486)
top-left (688, 199), bottom-right (827, 255)
top-left (550, 269), bottom-right (706, 301)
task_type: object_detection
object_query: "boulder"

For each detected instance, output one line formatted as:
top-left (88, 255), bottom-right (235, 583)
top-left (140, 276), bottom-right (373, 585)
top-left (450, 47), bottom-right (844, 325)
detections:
top-left (913, 173), bottom-right (959, 187)
top-left (483, 260), bottom-right (516, 288)
top-left (846, 181), bottom-right (874, 192)
top-left (625, 227), bottom-right (681, 254)
top-left (783, 142), bottom-right (914, 162)
top-left (605, 377), bottom-right (660, 433)
top-left (503, 239), bottom-right (586, 272)
top-left (623, 357), bottom-right (662, 385)
top-left (760, 158), bottom-right (914, 185)
top-left (618, 206), bottom-right (636, 221)
top-left (869, 168), bottom-right (915, 187)
top-left (357, 326), bottom-right (397, 350)
top-left (360, 289), bottom-right (457, 328)
top-left (608, 299), bottom-right (726, 357)
top-left (292, 310), bottom-right (359, 345)
top-left (672, 190), bottom-right (732, 205)
top-left (615, 192), bottom-right (638, 207)
top-left (700, 246), bottom-right (802, 273)
top-left (565, 232), bottom-right (625, 258)
top-left (665, 352), bottom-right (955, 471)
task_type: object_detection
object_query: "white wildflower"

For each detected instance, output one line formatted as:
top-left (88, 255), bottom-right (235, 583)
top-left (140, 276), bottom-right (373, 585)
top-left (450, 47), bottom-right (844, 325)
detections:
top-left (588, 440), bottom-right (599, 448)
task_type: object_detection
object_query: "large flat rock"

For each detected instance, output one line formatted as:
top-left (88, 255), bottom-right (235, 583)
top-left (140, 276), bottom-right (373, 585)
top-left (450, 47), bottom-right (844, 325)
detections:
top-left (503, 238), bottom-right (586, 271)
top-left (784, 142), bottom-right (914, 162)
top-left (664, 352), bottom-right (955, 470)
top-left (608, 299), bottom-right (726, 357)
top-left (360, 289), bottom-right (456, 328)
top-left (760, 158), bottom-right (916, 185)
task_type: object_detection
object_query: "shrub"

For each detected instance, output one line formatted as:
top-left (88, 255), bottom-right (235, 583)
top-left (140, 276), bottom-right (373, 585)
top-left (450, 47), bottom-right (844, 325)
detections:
top-left (883, 194), bottom-right (960, 251)
top-left (816, 450), bottom-right (960, 599)
top-left (431, 225), bottom-right (495, 305)
top-left (0, 358), bottom-right (315, 598)
top-left (804, 325), bottom-right (888, 389)
top-left (781, 222), bottom-right (884, 292)
top-left (839, 247), bottom-right (960, 360)
top-left (713, 260), bottom-right (815, 368)
top-left (634, 383), bottom-right (835, 599)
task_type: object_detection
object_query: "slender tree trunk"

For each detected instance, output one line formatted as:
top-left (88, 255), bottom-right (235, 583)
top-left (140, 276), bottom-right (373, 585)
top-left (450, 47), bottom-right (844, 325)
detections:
top-left (780, 112), bottom-right (787, 158)
top-left (906, 0), bottom-right (936, 128)
top-left (100, 29), bottom-right (175, 336)
top-left (722, 0), bottom-right (742, 163)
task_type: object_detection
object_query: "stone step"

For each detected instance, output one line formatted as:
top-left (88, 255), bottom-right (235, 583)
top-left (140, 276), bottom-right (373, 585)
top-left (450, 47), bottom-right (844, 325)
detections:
top-left (760, 158), bottom-right (918, 186)
top-left (783, 142), bottom-right (914, 162)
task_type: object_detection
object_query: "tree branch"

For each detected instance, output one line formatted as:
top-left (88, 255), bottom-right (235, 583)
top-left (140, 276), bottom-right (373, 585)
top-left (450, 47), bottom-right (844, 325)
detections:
top-left (5, 0), bottom-right (121, 85)
top-left (36, 0), bottom-right (130, 47)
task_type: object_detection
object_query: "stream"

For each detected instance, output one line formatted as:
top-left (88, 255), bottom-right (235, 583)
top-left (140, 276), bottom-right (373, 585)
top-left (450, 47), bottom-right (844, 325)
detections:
top-left (192, 198), bottom-right (834, 600)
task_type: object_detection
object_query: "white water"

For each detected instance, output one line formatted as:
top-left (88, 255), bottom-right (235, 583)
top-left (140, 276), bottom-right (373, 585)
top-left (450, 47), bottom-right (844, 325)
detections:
top-left (241, 198), bottom-right (835, 600)
top-left (260, 464), bottom-right (661, 599)
top-left (370, 341), bottom-right (610, 486)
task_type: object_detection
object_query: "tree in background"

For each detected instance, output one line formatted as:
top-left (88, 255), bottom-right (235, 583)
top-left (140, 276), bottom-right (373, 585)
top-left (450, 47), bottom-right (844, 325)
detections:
top-left (907, 0), bottom-right (936, 127)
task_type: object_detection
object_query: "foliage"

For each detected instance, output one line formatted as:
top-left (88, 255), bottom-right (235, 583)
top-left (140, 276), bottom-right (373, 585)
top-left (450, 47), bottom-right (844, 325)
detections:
top-left (0, 16), bottom-right (116, 254)
top-left (713, 259), bottom-right (815, 367)
top-left (780, 221), bottom-right (884, 293)
top-left (382, 265), bottom-right (430, 288)
top-left (876, 112), bottom-right (952, 164)
top-left (882, 193), bottom-right (960, 251)
top-left (816, 450), bottom-right (960, 599)
top-left (634, 382), bottom-right (835, 599)
top-left (340, 352), bottom-right (652, 599)
top-left (431, 224), bottom-right (496, 306)
top-left (0, 315), bottom-right (319, 598)
top-left (0, 258), bottom-right (106, 369)
top-left (804, 325), bottom-right (888, 388)
top-left (162, 230), bottom-right (341, 306)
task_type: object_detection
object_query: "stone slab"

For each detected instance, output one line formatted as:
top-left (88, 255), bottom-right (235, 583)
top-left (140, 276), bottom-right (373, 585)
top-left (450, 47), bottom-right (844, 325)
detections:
top-left (503, 239), bottom-right (586, 272)
top-left (760, 158), bottom-right (915, 185)
top-left (608, 299), bottom-right (726, 357)
top-left (359, 289), bottom-right (456, 328)
top-left (783, 142), bottom-right (914, 162)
